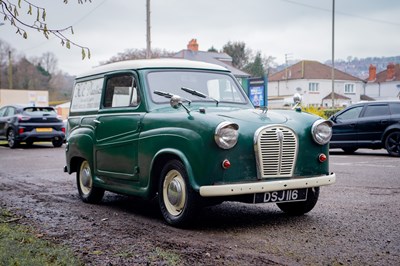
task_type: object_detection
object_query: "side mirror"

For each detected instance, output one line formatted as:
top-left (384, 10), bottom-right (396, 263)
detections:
top-left (170, 95), bottom-right (182, 109)
top-left (293, 93), bottom-right (302, 104)
top-left (170, 95), bottom-right (191, 114)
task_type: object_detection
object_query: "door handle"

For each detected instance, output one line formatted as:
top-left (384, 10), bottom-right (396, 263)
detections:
top-left (380, 120), bottom-right (388, 124)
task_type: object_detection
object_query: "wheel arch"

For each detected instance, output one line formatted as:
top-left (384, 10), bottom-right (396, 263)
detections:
top-left (148, 149), bottom-right (196, 198)
top-left (382, 125), bottom-right (400, 143)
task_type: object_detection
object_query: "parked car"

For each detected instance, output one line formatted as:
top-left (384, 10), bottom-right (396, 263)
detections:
top-left (329, 100), bottom-right (400, 156)
top-left (64, 59), bottom-right (336, 227)
top-left (0, 105), bottom-right (65, 148)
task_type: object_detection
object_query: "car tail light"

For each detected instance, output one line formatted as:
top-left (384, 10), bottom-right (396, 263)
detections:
top-left (62, 127), bottom-right (66, 133)
top-left (19, 128), bottom-right (24, 134)
top-left (17, 115), bottom-right (30, 121)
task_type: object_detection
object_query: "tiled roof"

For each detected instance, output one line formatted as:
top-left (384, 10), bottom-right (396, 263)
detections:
top-left (369, 64), bottom-right (400, 83)
top-left (322, 92), bottom-right (351, 100)
top-left (173, 50), bottom-right (251, 78)
top-left (269, 60), bottom-right (363, 82)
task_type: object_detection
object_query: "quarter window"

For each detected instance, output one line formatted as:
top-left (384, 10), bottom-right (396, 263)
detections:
top-left (309, 82), bottom-right (319, 92)
top-left (344, 84), bottom-right (355, 94)
top-left (389, 103), bottom-right (400, 114)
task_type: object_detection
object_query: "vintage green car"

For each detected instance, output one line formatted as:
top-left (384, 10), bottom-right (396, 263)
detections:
top-left (64, 59), bottom-right (336, 226)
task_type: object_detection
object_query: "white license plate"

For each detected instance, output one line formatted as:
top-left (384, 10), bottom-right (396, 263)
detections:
top-left (253, 188), bottom-right (308, 203)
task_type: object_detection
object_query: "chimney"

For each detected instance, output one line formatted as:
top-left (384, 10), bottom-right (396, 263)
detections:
top-left (368, 64), bottom-right (376, 81)
top-left (187, 39), bottom-right (199, 51)
top-left (387, 63), bottom-right (395, 81)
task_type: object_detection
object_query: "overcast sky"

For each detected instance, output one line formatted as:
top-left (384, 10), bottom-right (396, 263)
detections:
top-left (1, 0), bottom-right (399, 75)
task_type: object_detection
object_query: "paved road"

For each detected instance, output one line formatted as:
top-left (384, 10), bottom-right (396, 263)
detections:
top-left (0, 144), bottom-right (399, 265)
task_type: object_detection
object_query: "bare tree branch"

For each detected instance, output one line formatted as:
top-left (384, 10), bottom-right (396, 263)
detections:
top-left (0, 0), bottom-right (91, 59)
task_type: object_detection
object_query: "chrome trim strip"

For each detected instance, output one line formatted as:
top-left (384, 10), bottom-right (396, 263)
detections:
top-left (199, 173), bottom-right (336, 197)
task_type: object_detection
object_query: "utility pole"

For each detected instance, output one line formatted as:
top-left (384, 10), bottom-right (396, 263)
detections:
top-left (8, 50), bottom-right (12, 90)
top-left (331, 0), bottom-right (335, 108)
top-left (146, 0), bottom-right (151, 59)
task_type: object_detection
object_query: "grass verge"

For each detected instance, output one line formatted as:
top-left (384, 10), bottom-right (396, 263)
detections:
top-left (0, 208), bottom-right (82, 266)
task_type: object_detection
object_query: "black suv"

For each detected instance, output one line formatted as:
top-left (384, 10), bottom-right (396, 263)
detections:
top-left (0, 105), bottom-right (65, 148)
top-left (329, 101), bottom-right (400, 156)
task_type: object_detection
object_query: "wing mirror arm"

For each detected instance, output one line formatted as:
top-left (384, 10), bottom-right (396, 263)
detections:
top-left (170, 95), bottom-right (191, 114)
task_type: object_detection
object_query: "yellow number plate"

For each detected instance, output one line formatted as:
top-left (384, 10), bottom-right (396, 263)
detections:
top-left (36, 128), bottom-right (53, 132)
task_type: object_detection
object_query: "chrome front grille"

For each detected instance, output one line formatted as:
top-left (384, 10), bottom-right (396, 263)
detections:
top-left (254, 126), bottom-right (297, 178)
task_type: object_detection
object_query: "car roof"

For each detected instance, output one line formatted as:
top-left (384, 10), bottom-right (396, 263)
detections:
top-left (76, 58), bottom-right (230, 78)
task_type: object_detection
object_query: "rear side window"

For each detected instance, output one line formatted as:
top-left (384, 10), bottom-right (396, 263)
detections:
top-left (363, 104), bottom-right (390, 117)
top-left (70, 78), bottom-right (104, 112)
top-left (103, 75), bottom-right (139, 108)
top-left (389, 103), bottom-right (400, 114)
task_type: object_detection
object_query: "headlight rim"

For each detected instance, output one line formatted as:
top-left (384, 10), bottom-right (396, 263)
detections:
top-left (311, 119), bottom-right (333, 145)
top-left (214, 121), bottom-right (239, 150)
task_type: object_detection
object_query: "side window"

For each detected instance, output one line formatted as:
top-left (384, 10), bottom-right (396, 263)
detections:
top-left (104, 75), bottom-right (139, 108)
top-left (363, 105), bottom-right (390, 117)
top-left (389, 103), bottom-right (400, 114)
top-left (70, 78), bottom-right (103, 112)
top-left (336, 106), bottom-right (363, 120)
top-left (6, 107), bottom-right (16, 116)
top-left (0, 107), bottom-right (7, 117)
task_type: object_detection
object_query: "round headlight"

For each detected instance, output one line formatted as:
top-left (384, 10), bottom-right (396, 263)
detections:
top-left (312, 120), bottom-right (333, 145)
top-left (215, 122), bottom-right (239, 149)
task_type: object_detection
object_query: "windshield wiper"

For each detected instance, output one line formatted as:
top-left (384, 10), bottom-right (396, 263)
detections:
top-left (181, 87), bottom-right (219, 106)
top-left (153, 90), bottom-right (191, 105)
top-left (154, 90), bottom-right (174, 98)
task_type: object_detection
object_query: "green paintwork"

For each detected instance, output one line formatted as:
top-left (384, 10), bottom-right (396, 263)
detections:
top-left (65, 59), bottom-right (331, 200)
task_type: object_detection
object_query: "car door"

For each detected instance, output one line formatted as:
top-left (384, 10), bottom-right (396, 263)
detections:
top-left (94, 73), bottom-right (144, 181)
top-left (331, 105), bottom-right (363, 145)
top-left (357, 103), bottom-right (390, 145)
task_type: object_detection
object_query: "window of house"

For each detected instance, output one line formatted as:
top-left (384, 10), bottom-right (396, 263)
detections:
top-left (309, 82), bottom-right (319, 92)
top-left (344, 83), bottom-right (355, 94)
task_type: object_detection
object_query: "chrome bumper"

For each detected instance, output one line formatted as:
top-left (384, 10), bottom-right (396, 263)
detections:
top-left (199, 173), bottom-right (336, 197)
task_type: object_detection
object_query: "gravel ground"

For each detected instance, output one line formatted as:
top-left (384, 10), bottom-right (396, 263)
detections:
top-left (0, 144), bottom-right (399, 265)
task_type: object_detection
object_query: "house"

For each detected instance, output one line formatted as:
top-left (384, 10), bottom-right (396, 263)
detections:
top-left (365, 63), bottom-right (400, 100)
top-left (268, 60), bottom-right (364, 108)
top-left (172, 39), bottom-right (250, 87)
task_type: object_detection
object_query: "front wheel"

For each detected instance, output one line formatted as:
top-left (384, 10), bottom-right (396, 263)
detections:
top-left (77, 160), bottom-right (104, 203)
top-left (7, 129), bottom-right (19, 149)
top-left (277, 187), bottom-right (320, 216)
top-left (158, 160), bottom-right (197, 227)
top-left (385, 131), bottom-right (400, 157)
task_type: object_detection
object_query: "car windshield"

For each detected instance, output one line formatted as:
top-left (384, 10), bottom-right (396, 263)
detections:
top-left (147, 70), bottom-right (247, 104)
top-left (23, 107), bottom-right (56, 116)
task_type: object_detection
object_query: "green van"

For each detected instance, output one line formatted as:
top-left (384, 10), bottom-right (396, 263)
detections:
top-left (64, 59), bottom-right (336, 227)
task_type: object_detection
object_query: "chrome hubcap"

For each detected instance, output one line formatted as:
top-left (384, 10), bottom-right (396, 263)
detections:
top-left (167, 178), bottom-right (182, 206)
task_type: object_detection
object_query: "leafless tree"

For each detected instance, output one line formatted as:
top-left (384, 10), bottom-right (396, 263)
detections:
top-left (0, 0), bottom-right (91, 59)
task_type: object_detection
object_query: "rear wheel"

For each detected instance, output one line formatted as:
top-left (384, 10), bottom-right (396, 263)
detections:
top-left (52, 138), bottom-right (64, 147)
top-left (158, 160), bottom-right (197, 227)
top-left (277, 187), bottom-right (320, 216)
top-left (342, 147), bottom-right (358, 154)
top-left (77, 160), bottom-right (104, 203)
top-left (385, 131), bottom-right (400, 157)
top-left (7, 129), bottom-right (19, 149)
